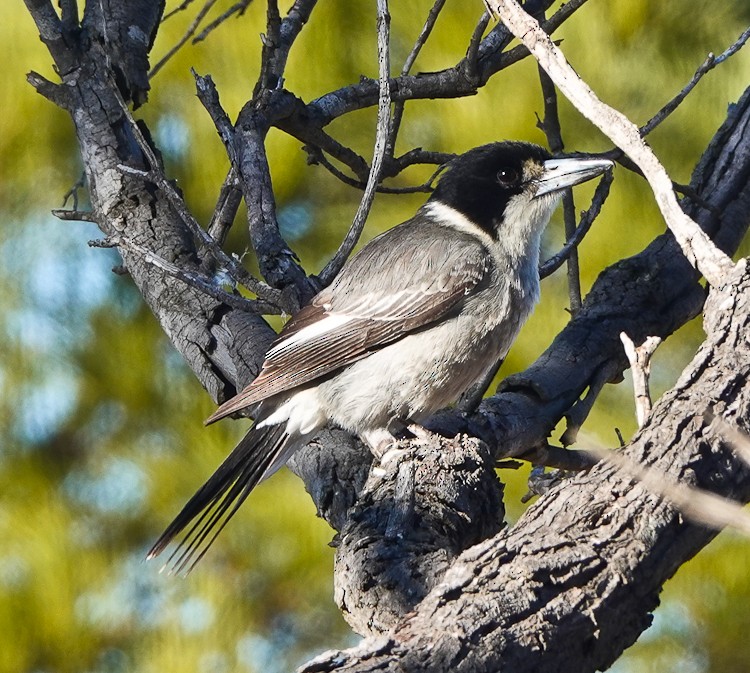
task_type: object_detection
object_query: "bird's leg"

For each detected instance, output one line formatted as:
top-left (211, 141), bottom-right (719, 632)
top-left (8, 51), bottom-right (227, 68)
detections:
top-left (405, 422), bottom-right (440, 443)
top-left (362, 419), bottom-right (437, 467)
top-left (362, 426), bottom-right (401, 459)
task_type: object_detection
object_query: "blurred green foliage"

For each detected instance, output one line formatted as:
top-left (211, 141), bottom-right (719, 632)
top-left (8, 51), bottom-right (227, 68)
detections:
top-left (2, 1), bottom-right (749, 671)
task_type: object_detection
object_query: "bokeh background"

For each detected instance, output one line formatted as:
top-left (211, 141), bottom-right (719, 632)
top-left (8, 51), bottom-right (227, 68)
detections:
top-left (3, 2), bottom-right (750, 672)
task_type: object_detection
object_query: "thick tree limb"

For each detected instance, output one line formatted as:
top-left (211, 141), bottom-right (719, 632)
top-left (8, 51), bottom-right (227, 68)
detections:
top-left (23, 0), bottom-right (276, 407)
top-left (291, 84), bottom-right (750, 641)
top-left (300, 257), bottom-right (750, 673)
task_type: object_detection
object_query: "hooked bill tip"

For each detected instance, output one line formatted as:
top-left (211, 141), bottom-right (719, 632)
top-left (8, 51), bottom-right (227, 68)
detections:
top-left (536, 156), bottom-right (613, 197)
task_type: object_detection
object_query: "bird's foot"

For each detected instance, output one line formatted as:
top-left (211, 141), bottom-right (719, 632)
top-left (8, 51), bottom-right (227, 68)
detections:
top-left (405, 422), bottom-right (440, 444)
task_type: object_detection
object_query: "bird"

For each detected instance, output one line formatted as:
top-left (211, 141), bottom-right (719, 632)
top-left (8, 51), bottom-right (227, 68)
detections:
top-left (148, 141), bottom-right (613, 573)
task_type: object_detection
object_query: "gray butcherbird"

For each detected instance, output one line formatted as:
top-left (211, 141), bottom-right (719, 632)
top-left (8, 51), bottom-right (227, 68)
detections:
top-left (148, 141), bottom-right (613, 572)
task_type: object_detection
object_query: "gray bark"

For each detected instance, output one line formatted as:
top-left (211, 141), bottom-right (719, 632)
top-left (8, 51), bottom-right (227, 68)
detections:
top-left (301, 259), bottom-right (750, 673)
top-left (21, 1), bottom-right (750, 670)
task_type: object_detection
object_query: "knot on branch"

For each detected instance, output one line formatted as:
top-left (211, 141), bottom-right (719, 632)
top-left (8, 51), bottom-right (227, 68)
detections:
top-left (334, 434), bottom-right (505, 635)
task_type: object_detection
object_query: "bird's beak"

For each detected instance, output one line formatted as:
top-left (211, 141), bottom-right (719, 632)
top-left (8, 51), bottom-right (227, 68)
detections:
top-left (535, 156), bottom-right (614, 197)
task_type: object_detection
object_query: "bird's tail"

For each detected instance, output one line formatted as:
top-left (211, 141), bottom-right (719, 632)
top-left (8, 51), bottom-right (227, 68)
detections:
top-left (147, 423), bottom-right (290, 575)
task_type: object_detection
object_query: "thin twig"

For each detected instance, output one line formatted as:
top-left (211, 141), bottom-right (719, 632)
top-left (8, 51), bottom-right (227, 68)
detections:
top-left (536, 59), bottom-right (583, 313)
top-left (163, 0), bottom-right (197, 22)
top-left (91, 235), bottom-right (279, 315)
top-left (61, 172), bottom-right (87, 211)
top-left (464, 10), bottom-right (491, 82)
top-left (194, 0), bottom-right (254, 43)
top-left (641, 26), bottom-right (750, 138)
top-left (386, 0), bottom-right (448, 158)
top-left (560, 359), bottom-right (621, 446)
top-left (52, 208), bottom-right (96, 223)
top-left (149, 0), bottom-right (221, 79)
top-left (317, 0), bottom-right (392, 285)
top-left (620, 333), bottom-right (662, 428)
top-left (488, 0), bottom-right (736, 287)
top-left (539, 172), bottom-right (612, 279)
top-left (309, 146), bottom-right (440, 194)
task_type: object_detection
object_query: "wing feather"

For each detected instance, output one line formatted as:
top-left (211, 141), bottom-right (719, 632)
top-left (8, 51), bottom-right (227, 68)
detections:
top-left (206, 221), bottom-right (489, 424)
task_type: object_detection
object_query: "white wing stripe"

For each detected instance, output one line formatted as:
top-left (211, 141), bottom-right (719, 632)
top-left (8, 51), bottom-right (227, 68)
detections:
top-left (268, 313), bottom-right (354, 354)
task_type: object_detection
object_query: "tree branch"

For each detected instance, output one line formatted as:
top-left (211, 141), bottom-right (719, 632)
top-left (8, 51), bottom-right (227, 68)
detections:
top-left (487, 0), bottom-right (736, 287)
top-left (301, 260), bottom-right (750, 673)
top-left (317, 0), bottom-right (392, 286)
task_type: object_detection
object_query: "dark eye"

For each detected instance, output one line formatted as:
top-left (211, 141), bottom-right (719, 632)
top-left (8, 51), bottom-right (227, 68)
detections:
top-left (496, 167), bottom-right (521, 186)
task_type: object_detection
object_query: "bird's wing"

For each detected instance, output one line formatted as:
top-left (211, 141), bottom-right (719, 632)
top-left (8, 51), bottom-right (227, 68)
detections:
top-left (206, 222), bottom-right (490, 424)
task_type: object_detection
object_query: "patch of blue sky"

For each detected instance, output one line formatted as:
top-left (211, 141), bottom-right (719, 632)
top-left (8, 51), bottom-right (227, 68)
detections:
top-left (236, 632), bottom-right (277, 672)
top-left (63, 456), bottom-right (148, 516)
top-left (2, 213), bottom-right (120, 444)
top-left (278, 202), bottom-right (314, 241)
top-left (154, 113), bottom-right (190, 161)
top-left (3, 213), bottom-right (118, 316)
top-left (10, 371), bottom-right (79, 448)
top-left (75, 553), bottom-right (174, 632)
top-left (178, 596), bottom-right (216, 633)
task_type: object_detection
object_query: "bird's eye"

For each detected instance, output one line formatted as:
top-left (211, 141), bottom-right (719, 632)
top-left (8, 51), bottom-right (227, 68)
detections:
top-left (496, 167), bottom-right (521, 186)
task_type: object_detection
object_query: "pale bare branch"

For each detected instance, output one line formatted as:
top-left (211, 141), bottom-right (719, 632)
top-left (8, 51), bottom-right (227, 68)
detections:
top-left (485, 0), bottom-right (737, 287)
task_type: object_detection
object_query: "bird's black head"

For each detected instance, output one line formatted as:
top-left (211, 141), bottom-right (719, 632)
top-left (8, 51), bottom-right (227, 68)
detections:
top-left (429, 142), bottom-right (552, 237)
top-left (427, 141), bottom-right (612, 241)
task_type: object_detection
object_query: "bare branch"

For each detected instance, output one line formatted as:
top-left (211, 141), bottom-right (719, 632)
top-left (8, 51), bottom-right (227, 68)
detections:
top-left (52, 208), bottom-right (96, 222)
top-left (487, 0), bottom-right (736, 286)
top-left (307, 1), bottom-right (588, 126)
top-left (163, 0), bottom-right (197, 22)
top-left (59, 0), bottom-right (78, 31)
top-left (92, 234), bottom-right (277, 314)
top-left (26, 70), bottom-right (67, 107)
top-left (640, 25), bottom-right (750, 137)
top-left (61, 172), bottom-right (87, 210)
top-left (23, 0), bottom-right (69, 71)
top-left (206, 167), bottom-right (242, 247)
top-left (620, 333), bottom-right (662, 428)
top-left (257, 0), bottom-right (318, 93)
top-left (317, 0), bottom-right (392, 286)
top-left (386, 0), bottom-right (449, 159)
top-left (194, 0), bottom-right (254, 43)
top-left (539, 172), bottom-right (612, 279)
top-left (559, 359), bottom-right (621, 446)
top-left (117, 160), bottom-right (280, 306)
top-left (193, 71), bottom-right (236, 158)
top-left (149, 0), bottom-right (221, 79)
top-left (103, 85), bottom-right (283, 302)
top-left (536, 59), bottom-right (583, 312)
top-left (464, 11), bottom-right (491, 82)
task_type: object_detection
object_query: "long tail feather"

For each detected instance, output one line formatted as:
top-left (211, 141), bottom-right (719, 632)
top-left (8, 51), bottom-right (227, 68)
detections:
top-left (147, 424), bottom-right (290, 574)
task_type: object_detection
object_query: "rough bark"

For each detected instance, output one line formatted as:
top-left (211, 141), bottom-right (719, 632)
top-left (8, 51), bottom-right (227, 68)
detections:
top-left (20, 1), bottom-right (750, 670)
top-left (301, 261), bottom-right (750, 672)
top-left (296, 87), bottom-right (750, 638)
